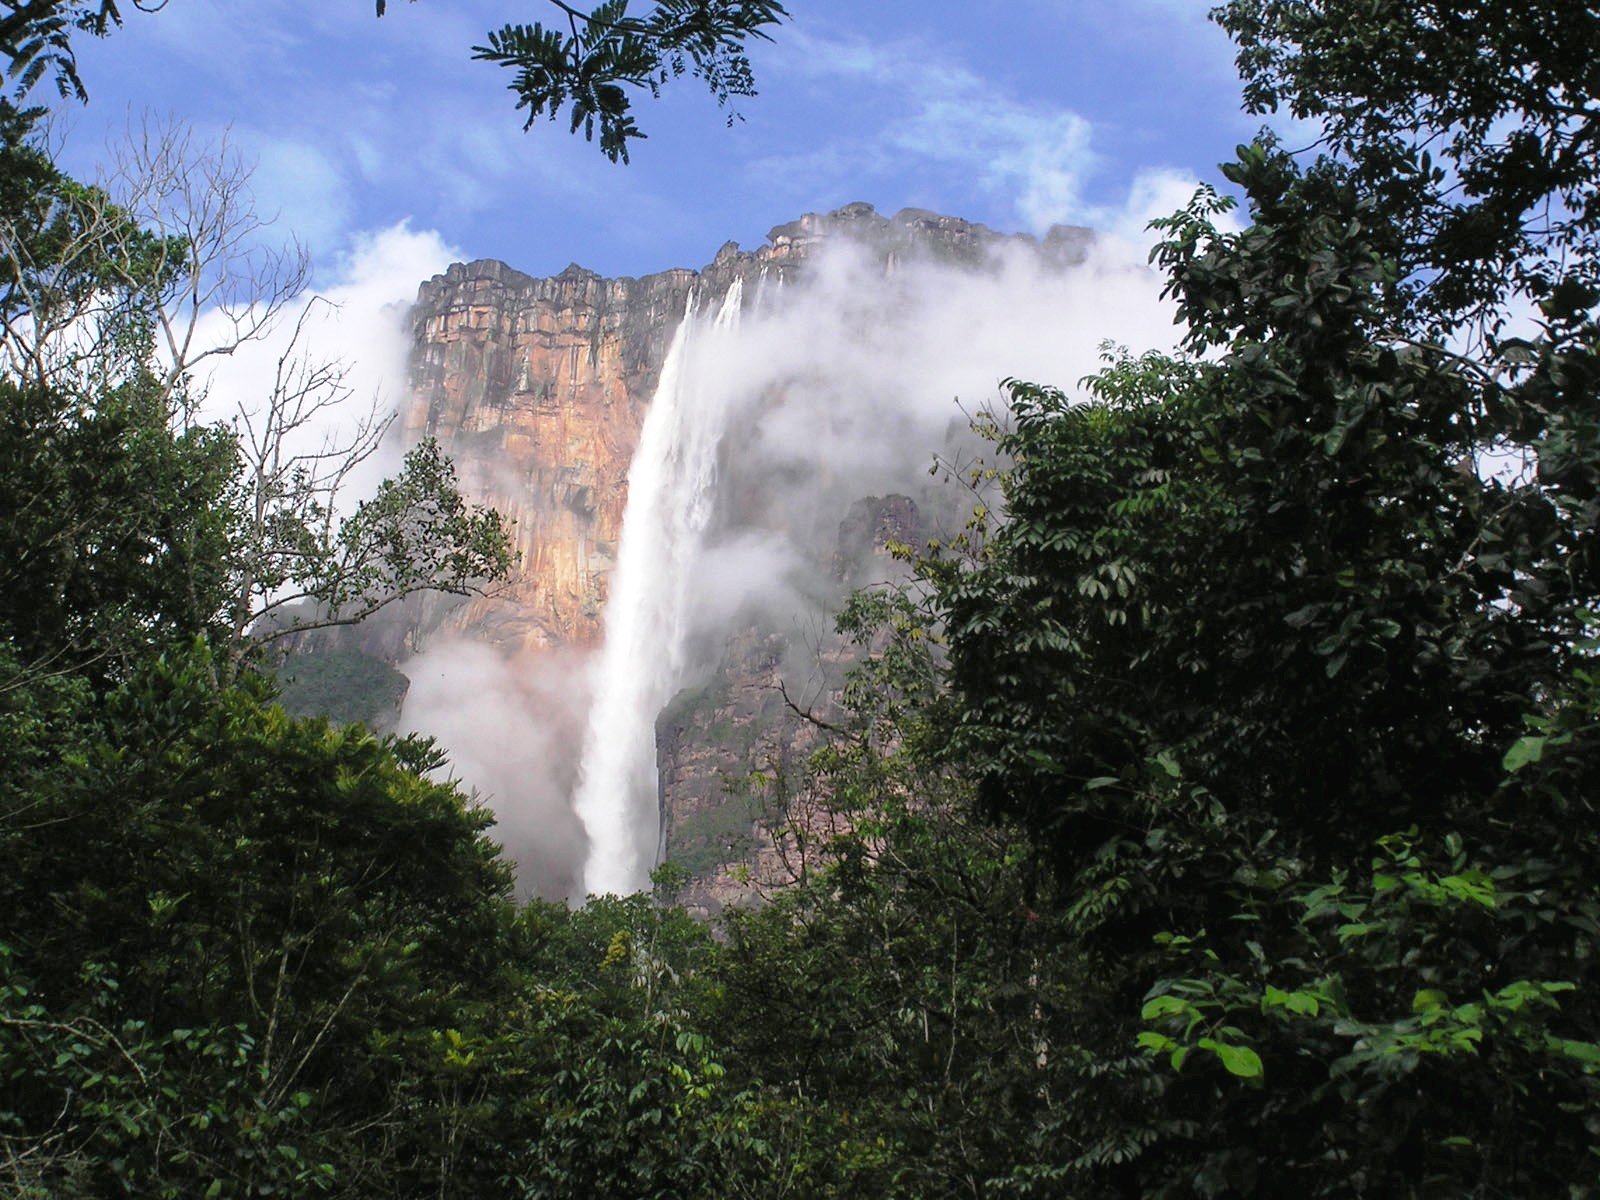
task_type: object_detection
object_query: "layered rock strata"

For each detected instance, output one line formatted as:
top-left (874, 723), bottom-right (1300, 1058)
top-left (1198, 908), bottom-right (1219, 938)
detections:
top-left (399, 204), bottom-right (1087, 654)
top-left (384, 204), bottom-right (1090, 901)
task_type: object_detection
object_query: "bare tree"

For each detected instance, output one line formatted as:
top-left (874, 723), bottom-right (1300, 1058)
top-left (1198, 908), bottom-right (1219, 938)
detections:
top-left (0, 115), bottom-right (307, 409)
top-left (226, 295), bottom-right (513, 659)
top-left (0, 114), bottom-right (513, 670)
top-left (101, 118), bottom-right (309, 405)
top-left (226, 297), bottom-right (392, 646)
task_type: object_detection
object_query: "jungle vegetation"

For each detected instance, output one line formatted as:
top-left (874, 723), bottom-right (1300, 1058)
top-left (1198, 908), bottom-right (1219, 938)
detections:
top-left (3, 2), bottom-right (1597, 1196)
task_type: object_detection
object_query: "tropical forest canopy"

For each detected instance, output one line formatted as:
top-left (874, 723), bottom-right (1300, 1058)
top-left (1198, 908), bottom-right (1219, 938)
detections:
top-left (2, 1), bottom-right (1598, 1196)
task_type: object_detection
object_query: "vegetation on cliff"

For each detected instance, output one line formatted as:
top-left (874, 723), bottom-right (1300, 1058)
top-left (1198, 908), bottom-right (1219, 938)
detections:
top-left (4, 1), bottom-right (1599, 1196)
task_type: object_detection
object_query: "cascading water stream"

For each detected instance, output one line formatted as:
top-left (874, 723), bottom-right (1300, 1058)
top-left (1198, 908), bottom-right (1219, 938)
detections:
top-left (572, 281), bottom-right (744, 895)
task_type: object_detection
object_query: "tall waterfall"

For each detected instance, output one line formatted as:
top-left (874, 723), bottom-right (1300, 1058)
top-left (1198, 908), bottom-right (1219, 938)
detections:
top-left (573, 281), bottom-right (744, 896)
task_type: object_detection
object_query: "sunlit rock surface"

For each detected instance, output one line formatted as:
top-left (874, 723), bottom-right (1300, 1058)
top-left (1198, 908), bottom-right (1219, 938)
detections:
top-left (385, 204), bottom-right (1091, 903)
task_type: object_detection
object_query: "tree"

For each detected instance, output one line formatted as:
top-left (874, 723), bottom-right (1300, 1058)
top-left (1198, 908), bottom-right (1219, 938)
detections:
top-left (0, 639), bottom-right (519, 1198)
top-left (0, 0), bottom-right (143, 101)
top-left (712, 589), bottom-right (1165, 1197)
top-left (0, 113), bottom-right (514, 676)
top-left (0, 372), bottom-right (237, 677)
top-left (1215, 0), bottom-right (1600, 335)
top-left (224, 299), bottom-right (513, 659)
top-left (460, 0), bottom-right (790, 162)
top-left (917, 0), bottom-right (1600, 1189)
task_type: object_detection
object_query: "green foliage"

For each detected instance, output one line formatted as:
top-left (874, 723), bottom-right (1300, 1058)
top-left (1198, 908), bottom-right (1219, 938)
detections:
top-left (916, 3), bottom-right (1600, 1190)
top-left (247, 437), bottom-right (515, 651)
top-left (0, 640), bottom-right (519, 1196)
top-left (1215, 0), bottom-right (1600, 330)
top-left (1135, 825), bottom-right (1600, 1192)
top-left (0, 98), bottom-right (517, 1166)
top-left (274, 646), bottom-right (410, 728)
top-left (718, 800), bottom-right (1124, 1196)
top-left (710, 591), bottom-right (1180, 1198)
top-left (0, 943), bottom-right (334, 1198)
top-left (0, 1), bottom-right (125, 102)
top-left (0, 105), bottom-right (240, 677)
top-left (470, 0), bottom-right (789, 162)
top-left (468, 895), bottom-right (764, 1197)
top-left (0, 374), bottom-right (238, 675)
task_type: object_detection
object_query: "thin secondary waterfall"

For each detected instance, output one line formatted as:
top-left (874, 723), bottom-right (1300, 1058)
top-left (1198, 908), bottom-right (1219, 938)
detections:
top-left (573, 281), bottom-right (744, 895)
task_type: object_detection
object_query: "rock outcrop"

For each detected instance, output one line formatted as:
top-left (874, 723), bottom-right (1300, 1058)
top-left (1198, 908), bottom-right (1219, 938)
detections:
top-left (654, 494), bottom-right (925, 917)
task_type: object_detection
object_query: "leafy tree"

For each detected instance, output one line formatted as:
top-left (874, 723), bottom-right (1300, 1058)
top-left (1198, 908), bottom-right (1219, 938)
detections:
top-left (918, 1), bottom-right (1600, 1190)
top-left (0, 372), bottom-right (237, 676)
top-left (461, 0), bottom-right (789, 162)
top-left (0, 639), bottom-right (518, 1196)
top-left (0, 104), bottom-right (524, 1195)
top-left (707, 590), bottom-right (1157, 1197)
top-left (0, 102), bottom-right (189, 397)
top-left (1215, 0), bottom-right (1600, 333)
top-left (0, 942), bottom-right (335, 1198)
top-left (477, 894), bottom-right (760, 1198)
top-left (232, 433), bottom-right (514, 657)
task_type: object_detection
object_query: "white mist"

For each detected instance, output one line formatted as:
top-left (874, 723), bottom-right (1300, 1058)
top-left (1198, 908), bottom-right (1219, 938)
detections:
top-left (572, 282), bottom-right (745, 896)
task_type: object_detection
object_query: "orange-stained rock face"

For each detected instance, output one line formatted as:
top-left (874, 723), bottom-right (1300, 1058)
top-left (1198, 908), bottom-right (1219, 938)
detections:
top-left (404, 260), bottom-right (701, 651)
top-left (399, 204), bottom-right (1091, 657)
top-left (389, 204), bottom-right (1093, 902)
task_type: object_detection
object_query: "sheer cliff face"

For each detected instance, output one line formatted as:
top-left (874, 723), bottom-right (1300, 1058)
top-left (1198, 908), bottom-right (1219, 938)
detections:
top-left (397, 203), bottom-right (1092, 903)
top-left (401, 203), bottom-right (1087, 657)
top-left (404, 261), bottom-right (694, 651)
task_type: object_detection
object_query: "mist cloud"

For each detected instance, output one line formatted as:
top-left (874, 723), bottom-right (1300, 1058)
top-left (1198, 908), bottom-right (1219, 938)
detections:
top-left (399, 639), bottom-right (593, 901)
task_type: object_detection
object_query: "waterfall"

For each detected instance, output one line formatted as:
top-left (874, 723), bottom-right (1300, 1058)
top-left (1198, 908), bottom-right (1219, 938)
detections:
top-left (572, 281), bottom-right (744, 896)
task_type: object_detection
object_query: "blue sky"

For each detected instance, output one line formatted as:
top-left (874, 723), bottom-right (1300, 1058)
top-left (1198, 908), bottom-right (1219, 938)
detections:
top-left (57, 1), bottom-right (1261, 282)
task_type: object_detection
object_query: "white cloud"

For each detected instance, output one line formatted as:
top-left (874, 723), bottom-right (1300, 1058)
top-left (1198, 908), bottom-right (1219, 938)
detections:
top-left (1080, 166), bottom-right (1244, 258)
top-left (893, 79), bottom-right (1099, 232)
top-left (190, 220), bottom-right (460, 503)
top-left (765, 29), bottom-right (1217, 241)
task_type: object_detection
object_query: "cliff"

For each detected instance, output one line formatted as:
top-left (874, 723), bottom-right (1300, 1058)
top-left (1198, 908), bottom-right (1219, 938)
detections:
top-left (377, 203), bottom-right (1092, 902)
top-left (398, 204), bottom-right (1086, 653)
